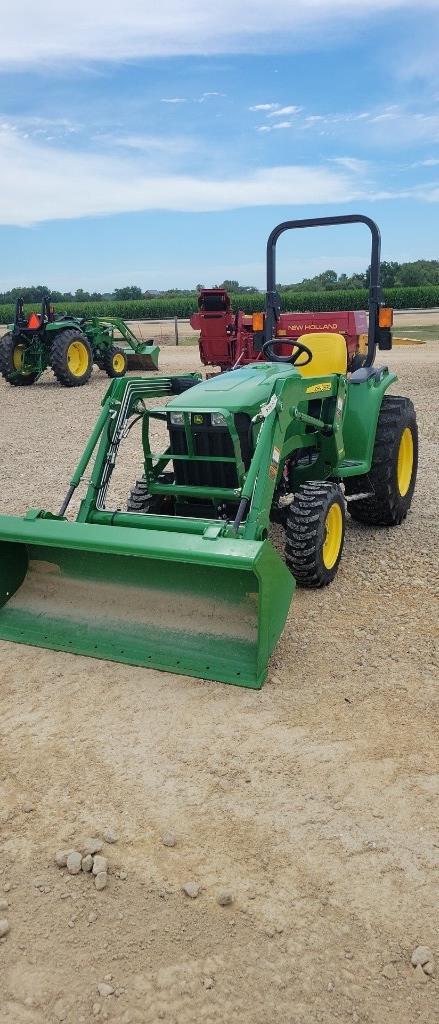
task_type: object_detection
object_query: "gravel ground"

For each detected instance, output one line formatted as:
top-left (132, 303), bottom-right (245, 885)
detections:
top-left (0, 342), bottom-right (438, 1024)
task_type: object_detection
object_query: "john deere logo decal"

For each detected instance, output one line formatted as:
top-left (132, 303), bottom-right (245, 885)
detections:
top-left (306, 382), bottom-right (332, 394)
top-left (193, 414), bottom-right (204, 424)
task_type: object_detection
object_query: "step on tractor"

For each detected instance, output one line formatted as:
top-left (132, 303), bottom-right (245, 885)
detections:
top-left (0, 297), bottom-right (160, 387)
top-left (0, 215), bottom-right (418, 688)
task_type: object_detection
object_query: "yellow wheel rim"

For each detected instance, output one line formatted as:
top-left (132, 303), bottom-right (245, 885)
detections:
top-left (67, 340), bottom-right (89, 377)
top-left (323, 502), bottom-right (343, 570)
top-left (397, 427), bottom-right (414, 497)
top-left (12, 344), bottom-right (26, 371)
top-left (112, 353), bottom-right (125, 373)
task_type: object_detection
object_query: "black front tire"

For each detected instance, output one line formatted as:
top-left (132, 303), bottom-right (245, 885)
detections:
top-left (127, 477), bottom-right (154, 513)
top-left (285, 482), bottom-right (346, 587)
top-left (0, 333), bottom-right (39, 386)
top-left (345, 396), bottom-right (418, 526)
top-left (127, 474), bottom-right (174, 514)
top-left (102, 347), bottom-right (128, 378)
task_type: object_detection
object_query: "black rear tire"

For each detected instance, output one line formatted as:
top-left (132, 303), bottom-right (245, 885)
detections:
top-left (350, 352), bottom-right (367, 371)
top-left (102, 346), bottom-right (128, 378)
top-left (0, 332), bottom-right (39, 386)
top-left (345, 396), bottom-right (418, 526)
top-left (285, 481), bottom-right (346, 587)
top-left (50, 329), bottom-right (93, 387)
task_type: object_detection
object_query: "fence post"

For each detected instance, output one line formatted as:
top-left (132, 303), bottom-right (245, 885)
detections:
top-left (174, 316), bottom-right (179, 345)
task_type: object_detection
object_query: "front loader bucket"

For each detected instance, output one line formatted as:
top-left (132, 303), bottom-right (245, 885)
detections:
top-left (0, 516), bottom-right (294, 689)
top-left (125, 343), bottom-right (160, 371)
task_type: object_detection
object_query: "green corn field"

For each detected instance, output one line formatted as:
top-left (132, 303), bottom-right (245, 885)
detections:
top-left (0, 285), bottom-right (438, 325)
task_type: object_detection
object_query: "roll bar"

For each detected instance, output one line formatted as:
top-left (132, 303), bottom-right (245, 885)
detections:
top-left (13, 294), bottom-right (53, 334)
top-left (264, 214), bottom-right (383, 367)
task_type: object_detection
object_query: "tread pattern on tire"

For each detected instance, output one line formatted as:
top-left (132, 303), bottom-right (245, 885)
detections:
top-left (345, 395), bottom-right (418, 526)
top-left (127, 474), bottom-right (174, 514)
top-left (285, 481), bottom-right (345, 588)
top-left (50, 328), bottom-right (93, 387)
top-left (127, 477), bottom-right (153, 513)
top-left (0, 332), bottom-right (39, 386)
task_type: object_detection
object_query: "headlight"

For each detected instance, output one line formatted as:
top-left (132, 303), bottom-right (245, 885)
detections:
top-left (170, 412), bottom-right (184, 425)
top-left (211, 412), bottom-right (227, 427)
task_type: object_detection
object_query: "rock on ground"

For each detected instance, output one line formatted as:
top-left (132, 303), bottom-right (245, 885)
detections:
top-left (102, 829), bottom-right (118, 844)
top-left (411, 945), bottom-right (434, 966)
top-left (182, 882), bottom-right (201, 899)
top-left (217, 891), bottom-right (234, 906)
top-left (92, 855), bottom-right (108, 876)
top-left (97, 982), bottom-right (114, 997)
top-left (54, 850), bottom-right (73, 868)
top-left (82, 839), bottom-right (103, 856)
top-left (162, 831), bottom-right (177, 847)
top-left (66, 852), bottom-right (82, 875)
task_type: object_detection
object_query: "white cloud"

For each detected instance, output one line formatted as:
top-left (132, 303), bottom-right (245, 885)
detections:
top-left (0, 124), bottom-right (362, 226)
top-left (256, 120), bottom-right (296, 132)
top-left (280, 102), bottom-right (439, 147)
top-left (0, 114), bottom-right (82, 139)
top-left (332, 157), bottom-right (369, 173)
top-left (413, 157), bottom-right (439, 166)
top-left (268, 106), bottom-right (301, 117)
top-left (409, 184), bottom-right (439, 201)
top-left (197, 92), bottom-right (226, 102)
top-left (249, 104), bottom-right (279, 111)
top-left (0, 1), bottom-right (437, 66)
top-left (97, 133), bottom-right (196, 155)
top-left (161, 97), bottom-right (186, 104)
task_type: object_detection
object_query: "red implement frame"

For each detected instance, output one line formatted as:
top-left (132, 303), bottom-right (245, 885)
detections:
top-left (191, 292), bottom-right (367, 372)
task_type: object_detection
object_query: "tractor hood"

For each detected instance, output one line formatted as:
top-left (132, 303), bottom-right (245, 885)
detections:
top-left (168, 362), bottom-right (298, 414)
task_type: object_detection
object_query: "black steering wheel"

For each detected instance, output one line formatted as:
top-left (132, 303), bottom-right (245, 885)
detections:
top-left (262, 337), bottom-right (313, 366)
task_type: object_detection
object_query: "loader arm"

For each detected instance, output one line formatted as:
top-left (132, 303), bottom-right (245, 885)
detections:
top-left (81, 317), bottom-right (160, 371)
top-left (88, 316), bottom-right (145, 354)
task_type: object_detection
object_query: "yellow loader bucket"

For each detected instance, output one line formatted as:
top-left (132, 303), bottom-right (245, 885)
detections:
top-left (0, 516), bottom-right (294, 689)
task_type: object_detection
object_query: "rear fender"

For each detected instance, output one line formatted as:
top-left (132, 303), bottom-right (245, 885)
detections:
top-left (341, 369), bottom-right (397, 473)
top-left (45, 321), bottom-right (82, 332)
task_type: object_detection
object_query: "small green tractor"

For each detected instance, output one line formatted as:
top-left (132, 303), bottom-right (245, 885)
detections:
top-left (0, 296), bottom-right (160, 387)
top-left (0, 216), bottom-right (418, 688)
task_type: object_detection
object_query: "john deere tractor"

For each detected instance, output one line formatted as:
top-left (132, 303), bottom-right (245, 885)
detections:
top-left (0, 296), bottom-right (159, 387)
top-left (0, 216), bottom-right (418, 688)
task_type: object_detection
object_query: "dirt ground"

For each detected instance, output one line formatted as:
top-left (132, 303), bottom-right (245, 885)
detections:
top-left (0, 341), bottom-right (438, 1024)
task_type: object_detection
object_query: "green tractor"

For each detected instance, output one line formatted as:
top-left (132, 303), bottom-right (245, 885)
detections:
top-left (0, 296), bottom-right (160, 387)
top-left (0, 216), bottom-right (418, 688)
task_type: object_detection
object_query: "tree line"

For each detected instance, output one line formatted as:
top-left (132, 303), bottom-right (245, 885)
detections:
top-left (2, 260), bottom-right (439, 304)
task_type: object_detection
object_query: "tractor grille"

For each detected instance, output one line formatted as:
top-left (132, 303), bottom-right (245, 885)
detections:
top-left (168, 413), bottom-right (251, 489)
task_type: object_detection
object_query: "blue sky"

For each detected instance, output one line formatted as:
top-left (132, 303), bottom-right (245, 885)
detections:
top-left (1, 0), bottom-right (439, 290)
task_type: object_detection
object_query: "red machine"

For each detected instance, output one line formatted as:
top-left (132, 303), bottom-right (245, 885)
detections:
top-left (191, 289), bottom-right (369, 372)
